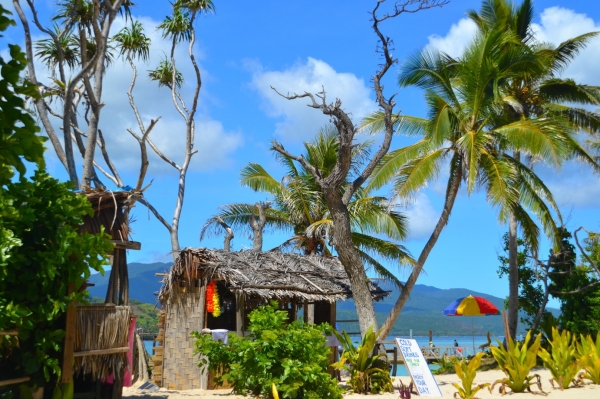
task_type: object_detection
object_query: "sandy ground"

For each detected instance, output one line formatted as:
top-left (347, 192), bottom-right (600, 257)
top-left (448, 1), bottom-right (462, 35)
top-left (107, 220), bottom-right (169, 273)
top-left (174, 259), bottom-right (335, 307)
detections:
top-left (123, 368), bottom-right (598, 398)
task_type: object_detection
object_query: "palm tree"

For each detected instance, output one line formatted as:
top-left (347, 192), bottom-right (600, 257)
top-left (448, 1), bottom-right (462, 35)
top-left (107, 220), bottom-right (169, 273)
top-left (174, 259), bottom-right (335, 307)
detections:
top-left (201, 126), bottom-right (414, 287)
top-left (468, 0), bottom-right (600, 337)
top-left (361, 16), bottom-right (597, 338)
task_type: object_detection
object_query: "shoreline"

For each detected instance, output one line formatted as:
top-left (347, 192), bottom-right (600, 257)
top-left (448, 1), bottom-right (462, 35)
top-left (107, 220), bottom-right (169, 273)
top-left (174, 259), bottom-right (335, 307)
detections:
top-left (124, 368), bottom-right (597, 398)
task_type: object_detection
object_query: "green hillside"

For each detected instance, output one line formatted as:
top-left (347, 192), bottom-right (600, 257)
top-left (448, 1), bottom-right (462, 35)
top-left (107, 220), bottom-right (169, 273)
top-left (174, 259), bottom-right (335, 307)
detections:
top-left (87, 261), bottom-right (172, 304)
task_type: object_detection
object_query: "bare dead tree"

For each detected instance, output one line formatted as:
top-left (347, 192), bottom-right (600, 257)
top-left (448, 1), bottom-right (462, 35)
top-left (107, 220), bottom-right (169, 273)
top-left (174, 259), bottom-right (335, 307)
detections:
top-left (216, 217), bottom-right (234, 251)
top-left (270, 0), bottom-right (448, 336)
top-left (249, 201), bottom-right (271, 252)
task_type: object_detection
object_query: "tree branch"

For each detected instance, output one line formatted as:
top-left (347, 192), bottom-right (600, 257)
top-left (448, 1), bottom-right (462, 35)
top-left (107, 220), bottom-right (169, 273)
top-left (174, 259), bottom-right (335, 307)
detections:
top-left (138, 198), bottom-right (172, 232)
top-left (574, 226), bottom-right (600, 279)
top-left (146, 137), bottom-right (181, 170)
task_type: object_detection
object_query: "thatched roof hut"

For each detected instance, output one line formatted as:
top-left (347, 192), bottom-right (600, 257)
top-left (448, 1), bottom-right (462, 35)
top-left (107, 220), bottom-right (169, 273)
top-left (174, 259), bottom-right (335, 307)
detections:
top-left (155, 248), bottom-right (389, 390)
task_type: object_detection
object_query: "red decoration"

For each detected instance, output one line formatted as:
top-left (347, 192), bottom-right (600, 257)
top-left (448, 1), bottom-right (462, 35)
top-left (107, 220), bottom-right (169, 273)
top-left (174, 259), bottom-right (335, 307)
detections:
top-left (206, 281), bottom-right (215, 313)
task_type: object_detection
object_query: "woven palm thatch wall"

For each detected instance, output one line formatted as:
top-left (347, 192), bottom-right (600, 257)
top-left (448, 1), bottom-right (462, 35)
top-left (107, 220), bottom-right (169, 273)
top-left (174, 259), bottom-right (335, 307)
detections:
top-left (74, 305), bottom-right (131, 381)
top-left (162, 285), bottom-right (207, 390)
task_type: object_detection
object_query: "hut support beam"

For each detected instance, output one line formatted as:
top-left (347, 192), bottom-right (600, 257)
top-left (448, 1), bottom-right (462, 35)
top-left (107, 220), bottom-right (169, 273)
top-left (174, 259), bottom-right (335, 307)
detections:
top-left (235, 291), bottom-right (245, 336)
top-left (304, 301), bottom-right (314, 324)
top-left (330, 301), bottom-right (336, 327)
top-left (105, 250), bottom-right (119, 304)
top-left (61, 282), bottom-right (76, 383)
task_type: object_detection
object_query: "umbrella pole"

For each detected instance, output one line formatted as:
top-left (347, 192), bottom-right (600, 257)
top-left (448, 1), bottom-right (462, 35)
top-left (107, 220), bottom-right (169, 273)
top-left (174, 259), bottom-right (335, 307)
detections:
top-left (471, 317), bottom-right (475, 356)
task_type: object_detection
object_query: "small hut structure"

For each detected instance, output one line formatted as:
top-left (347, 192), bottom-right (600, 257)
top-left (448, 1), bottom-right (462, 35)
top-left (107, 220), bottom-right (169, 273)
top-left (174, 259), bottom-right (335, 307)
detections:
top-left (62, 190), bottom-right (142, 399)
top-left (155, 248), bottom-right (389, 390)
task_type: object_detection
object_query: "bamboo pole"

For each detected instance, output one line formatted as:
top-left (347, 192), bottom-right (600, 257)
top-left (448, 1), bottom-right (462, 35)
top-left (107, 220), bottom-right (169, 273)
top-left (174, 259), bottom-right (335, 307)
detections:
top-left (0, 377), bottom-right (30, 387)
top-left (62, 282), bottom-right (76, 383)
top-left (74, 347), bottom-right (130, 357)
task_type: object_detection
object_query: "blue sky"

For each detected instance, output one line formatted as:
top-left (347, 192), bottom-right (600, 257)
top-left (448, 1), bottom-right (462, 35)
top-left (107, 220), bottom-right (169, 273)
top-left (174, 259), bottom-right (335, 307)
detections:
top-left (2, 0), bottom-right (600, 306)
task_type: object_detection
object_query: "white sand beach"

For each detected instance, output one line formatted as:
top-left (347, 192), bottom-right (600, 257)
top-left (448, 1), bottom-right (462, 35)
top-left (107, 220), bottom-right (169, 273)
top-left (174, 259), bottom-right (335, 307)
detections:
top-left (124, 368), bottom-right (598, 398)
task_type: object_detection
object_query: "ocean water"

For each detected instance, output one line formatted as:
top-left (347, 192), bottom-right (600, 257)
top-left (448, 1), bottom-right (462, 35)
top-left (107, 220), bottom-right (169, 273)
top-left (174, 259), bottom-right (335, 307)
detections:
top-left (144, 334), bottom-right (499, 377)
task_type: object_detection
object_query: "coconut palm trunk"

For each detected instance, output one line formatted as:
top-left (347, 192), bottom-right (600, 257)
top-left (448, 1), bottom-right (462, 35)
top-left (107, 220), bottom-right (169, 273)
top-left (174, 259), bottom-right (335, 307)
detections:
top-left (379, 155), bottom-right (462, 338)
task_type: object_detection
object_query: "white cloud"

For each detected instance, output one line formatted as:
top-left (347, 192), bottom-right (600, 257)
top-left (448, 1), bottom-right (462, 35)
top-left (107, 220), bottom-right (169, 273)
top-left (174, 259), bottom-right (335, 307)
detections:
top-left (249, 57), bottom-right (376, 140)
top-left (404, 193), bottom-right (439, 240)
top-left (426, 18), bottom-right (478, 58)
top-left (542, 165), bottom-right (600, 209)
top-left (531, 7), bottom-right (600, 85)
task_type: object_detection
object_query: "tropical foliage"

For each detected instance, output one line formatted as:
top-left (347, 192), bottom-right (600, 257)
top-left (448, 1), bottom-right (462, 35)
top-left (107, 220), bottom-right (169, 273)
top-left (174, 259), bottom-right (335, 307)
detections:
top-left (490, 331), bottom-right (544, 394)
top-left (497, 232), bottom-right (553, 327)
top-left (549, 229), bottom-right (600, 335)
top-left (0, 173), bottom-right (113, 387)
top-left (577, 332), bottom-right (600, 385)
top-left (0, 5), bottom-right (45, 184)
top-left (332, 325), bottom-right (393, 394)
top-left (201, 127), bottom-right (413, 286)
top-left (537, 327), bottom-right (581, 389)
top-left (193, 302), bottom-right (342, 399)
top-left (452, 352), bottom-right (490, 399)
top-left (0, 7), bottom-right (113, 387)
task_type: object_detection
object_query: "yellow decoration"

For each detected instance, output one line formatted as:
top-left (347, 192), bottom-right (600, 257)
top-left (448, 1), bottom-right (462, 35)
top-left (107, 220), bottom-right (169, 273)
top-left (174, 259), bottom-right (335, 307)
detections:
top-left (212, 285), bottom-right (221, 317)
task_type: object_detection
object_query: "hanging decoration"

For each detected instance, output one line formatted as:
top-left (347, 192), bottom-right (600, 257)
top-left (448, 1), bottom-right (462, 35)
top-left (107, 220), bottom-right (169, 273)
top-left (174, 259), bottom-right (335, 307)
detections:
top-left (205, 280), bottom-right (221, 317)
top-left (206, 281), bottom-right (215, 313)
top-left (212, 284), bottom-right (221, 317)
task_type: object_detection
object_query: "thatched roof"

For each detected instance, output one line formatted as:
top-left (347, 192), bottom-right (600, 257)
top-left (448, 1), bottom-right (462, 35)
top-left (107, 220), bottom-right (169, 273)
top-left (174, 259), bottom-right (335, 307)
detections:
top-left (80, 190), bottom-right (138, 243)
top-left (159, 248), bottom-right (390, 303)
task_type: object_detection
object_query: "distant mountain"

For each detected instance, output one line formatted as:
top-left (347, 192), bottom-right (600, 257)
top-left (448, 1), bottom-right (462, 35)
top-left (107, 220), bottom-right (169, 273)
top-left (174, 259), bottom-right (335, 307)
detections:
top-left (87, 261), bottom-right (172, 304)
top-left (338, 280), bottom-right (559, 336)
top-left (88, 262), bottom-right (558, 336)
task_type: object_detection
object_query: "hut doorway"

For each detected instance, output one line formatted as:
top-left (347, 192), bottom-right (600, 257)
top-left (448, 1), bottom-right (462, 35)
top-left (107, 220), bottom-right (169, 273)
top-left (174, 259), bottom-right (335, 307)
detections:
top-left (205, 281), bottom-right (236, 331)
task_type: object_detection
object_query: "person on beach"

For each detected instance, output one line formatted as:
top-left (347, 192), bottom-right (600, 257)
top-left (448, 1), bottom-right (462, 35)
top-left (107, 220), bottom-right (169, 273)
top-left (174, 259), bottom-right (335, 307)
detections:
top-left (453, 340), bottom-right (461, 356)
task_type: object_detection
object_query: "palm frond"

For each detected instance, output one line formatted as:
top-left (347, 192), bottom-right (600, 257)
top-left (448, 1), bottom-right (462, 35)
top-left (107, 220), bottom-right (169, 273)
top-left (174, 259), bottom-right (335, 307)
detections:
top-left (392, 149), bottom-right (447, 200)
top-left (494, 118), bottom-right (571, 166)
top-left (366, 139), bottom-right (440, 192)
top-left (240, 163), bottom-right (282, 195)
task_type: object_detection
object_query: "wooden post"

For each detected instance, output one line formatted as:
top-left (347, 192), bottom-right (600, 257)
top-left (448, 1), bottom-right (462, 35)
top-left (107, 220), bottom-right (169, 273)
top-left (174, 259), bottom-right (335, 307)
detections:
top-left (307, 303), bottom-right (315, 324)
top-left (429, 330), bottom-right (433, 343)
top-left (105, 250), bottom-right (119, 304)
top-left (61, 282), bottom-right (76, 383)
top-left (329, 300), bottom-right (337, 328)
top-left (117, 249), bottom-right (129, 305)
top-left (235, 291), bottom-right (245, 336)
top-left (290, 299), bottom-right (297, 322)
top-left (502, 311), bottom-right (510, 346)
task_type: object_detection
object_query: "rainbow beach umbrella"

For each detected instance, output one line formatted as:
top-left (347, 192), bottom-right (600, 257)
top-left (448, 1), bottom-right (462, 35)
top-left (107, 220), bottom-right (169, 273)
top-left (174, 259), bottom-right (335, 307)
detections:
top-left (442, 295), bottom-right (499, 354)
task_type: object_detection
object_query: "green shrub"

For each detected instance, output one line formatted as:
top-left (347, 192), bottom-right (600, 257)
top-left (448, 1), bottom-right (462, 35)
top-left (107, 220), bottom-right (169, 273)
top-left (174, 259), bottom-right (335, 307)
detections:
top-left (490, 331), bottom-right (545, 394)
top-left (432, 355), bottom-right (459, 375)
top-left (452, 352), bottom-right (490, 399)
top-left (0, 172), bottom-right (113, 385)
top-left (331, 325), bottom-right (393, 394)
top-left (192, 302), bottom-right (342, 399)
top-left (538, 327), bottom-right (581, 389)
top-left (576, 332), bottom-right (600, 384)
